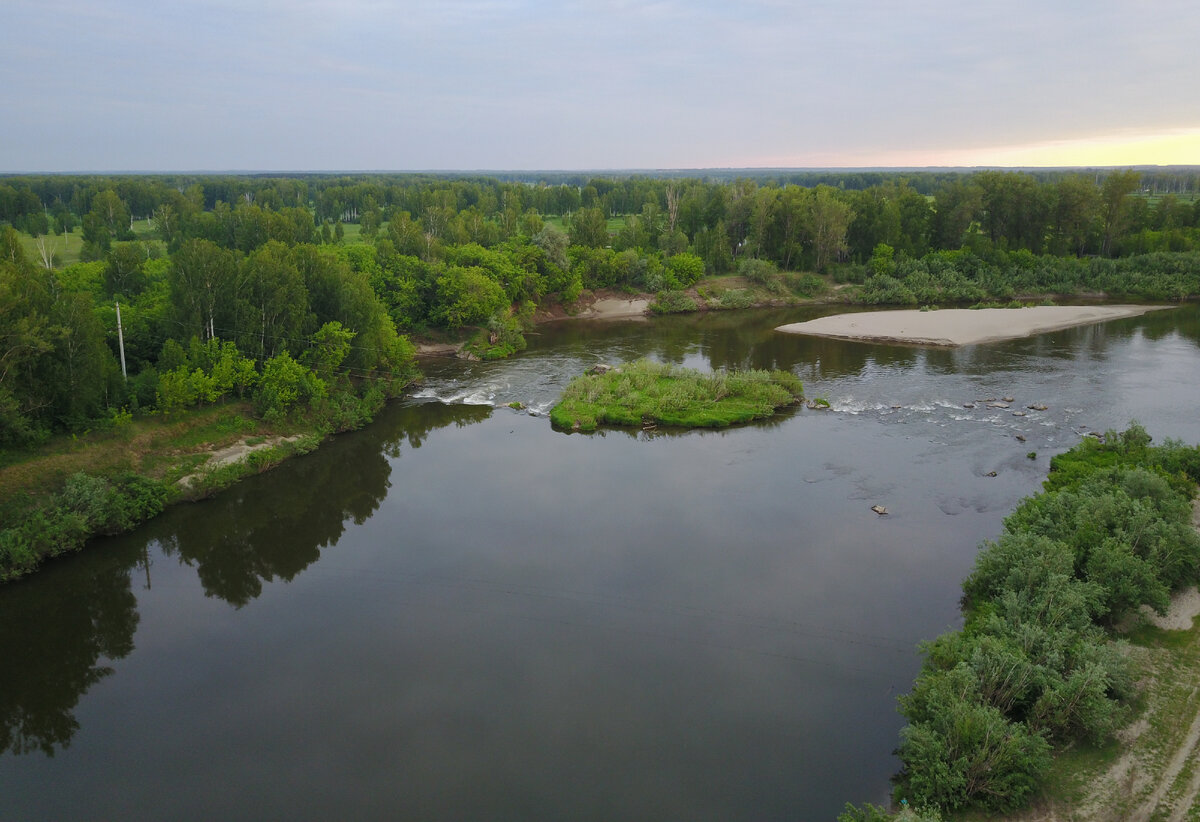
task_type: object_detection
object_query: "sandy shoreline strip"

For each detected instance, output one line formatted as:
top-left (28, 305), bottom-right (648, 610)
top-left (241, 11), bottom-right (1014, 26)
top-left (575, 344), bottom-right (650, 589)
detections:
top-left (579, 297), bottom-right (652, 320)
top-left (775, 305), bottom-right (1173, 347)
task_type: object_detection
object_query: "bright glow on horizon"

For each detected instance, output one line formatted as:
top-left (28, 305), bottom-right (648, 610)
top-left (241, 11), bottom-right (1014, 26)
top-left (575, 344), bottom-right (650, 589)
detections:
top-left (760, 128), bottom-right (1200, 169)
top-left (933, 127), bottom-right (1200, 168)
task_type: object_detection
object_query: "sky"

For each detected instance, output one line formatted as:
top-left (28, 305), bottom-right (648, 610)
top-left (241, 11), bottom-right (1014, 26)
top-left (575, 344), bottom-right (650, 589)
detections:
top-left (2, 0), bottom-right (1198, 172)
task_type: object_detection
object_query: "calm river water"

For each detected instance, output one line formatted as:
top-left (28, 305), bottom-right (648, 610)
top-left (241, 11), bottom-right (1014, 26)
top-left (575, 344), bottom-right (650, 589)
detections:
top-left (3, 305), bottom-right (1199, 820)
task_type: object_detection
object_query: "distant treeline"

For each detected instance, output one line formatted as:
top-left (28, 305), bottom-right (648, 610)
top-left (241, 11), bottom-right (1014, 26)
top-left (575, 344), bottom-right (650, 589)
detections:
top-left (3, 169), bottom-right (1200, 446)
top-left (4, 168), bottom-right (1200, 263)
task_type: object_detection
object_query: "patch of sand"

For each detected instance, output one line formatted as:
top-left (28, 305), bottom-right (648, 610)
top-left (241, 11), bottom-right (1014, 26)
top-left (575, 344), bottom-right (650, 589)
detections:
top-left (580, 297), bottom-right (651, 320)
top-left (415, 342), bottom-right (464, 357)
top-left (775, 305), bottom-right (1173, 347)
top-left (1144, 586), bottom-right (1200, 631)
top-left (177, 435), bottom-right (303, 489)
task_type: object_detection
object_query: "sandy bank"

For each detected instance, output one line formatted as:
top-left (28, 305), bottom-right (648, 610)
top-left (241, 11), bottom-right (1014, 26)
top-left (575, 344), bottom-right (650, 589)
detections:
top-left (176, 435), bottom-right (304, 489)
top-left (776, 305), bottom-right (1173, 346)
top-left (576, 297), bottom-right (652, 320)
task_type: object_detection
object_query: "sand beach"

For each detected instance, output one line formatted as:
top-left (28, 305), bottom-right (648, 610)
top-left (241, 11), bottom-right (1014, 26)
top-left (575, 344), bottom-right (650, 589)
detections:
top-left (776, 305), bottom-right (1173, 346)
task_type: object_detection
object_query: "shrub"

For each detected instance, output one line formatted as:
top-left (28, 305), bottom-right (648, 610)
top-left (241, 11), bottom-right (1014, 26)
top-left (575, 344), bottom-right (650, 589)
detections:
top-left (648, 290), bottom-right (698, 314)
top-left (254, 352), bottom-right (328, 421)
top-left (893, 425), bottom-right (1200, 814)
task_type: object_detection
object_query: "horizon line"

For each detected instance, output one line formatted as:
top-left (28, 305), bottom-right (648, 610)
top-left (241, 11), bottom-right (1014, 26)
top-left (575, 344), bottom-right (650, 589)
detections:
top-left (4, 164), bottom-right (1200, 176)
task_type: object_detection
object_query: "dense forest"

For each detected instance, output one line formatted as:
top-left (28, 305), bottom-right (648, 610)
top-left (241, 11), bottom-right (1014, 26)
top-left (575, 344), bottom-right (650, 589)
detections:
top-left (3, 168), bottom-right (1200, 446)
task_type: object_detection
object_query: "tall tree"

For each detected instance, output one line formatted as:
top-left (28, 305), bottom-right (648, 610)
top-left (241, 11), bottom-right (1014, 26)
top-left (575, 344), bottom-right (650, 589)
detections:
top-left (1050, 175), bottom-right (1099, 256)
top-left (1099, 170), bottom-right (1141, 256)
top-left (169, 239), bottom-right (240, 342)
top-left (240, 241), bottom-right (309, 362)
top-left (807, 186), bottom-right (854, 271)
top-left (0, 228), bottom-right (55, 442)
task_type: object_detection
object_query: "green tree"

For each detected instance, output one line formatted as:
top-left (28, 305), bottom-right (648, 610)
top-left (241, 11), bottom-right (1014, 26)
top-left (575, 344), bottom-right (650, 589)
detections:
top-left (46, 292), bottom-right (114, 428)
top-left (1050, 175), bottom-right (1099, 257)
top-left (104, 242), bottom-right (149, 298)
top-left (808, 186), bottom-right (854, 271)
top-left (240, 241), bottom-right (310, 361)
top-left (169, 239), bottom-right (240, 342)
top-left (1100, 170), bottom-right (1141, 256)
top-left (81, 190), bottom-right (132, 259)
top-left (568, 207), bottom-right (609, 248)
top-left (254, 351), bottom-right (327, 420)
top-left (432, 266), bottom-right (509, 328)
top-left (0, 228), bottom-right (56, 443)
top-left (303, 321), bottom-right (355, 379)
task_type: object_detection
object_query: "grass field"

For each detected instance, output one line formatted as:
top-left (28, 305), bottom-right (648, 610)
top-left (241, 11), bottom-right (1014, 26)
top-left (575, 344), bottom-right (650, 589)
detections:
top-left (15, 218), bottom-right (162, 269)
top-left (541, 214), bottom-right (627, 235)
top-left (17, 228), bottom-right (86, 267)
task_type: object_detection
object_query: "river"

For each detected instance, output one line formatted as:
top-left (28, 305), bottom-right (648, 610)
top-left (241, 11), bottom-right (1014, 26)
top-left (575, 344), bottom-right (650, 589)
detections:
top-left (2, 304), bottom-right (1198, 820)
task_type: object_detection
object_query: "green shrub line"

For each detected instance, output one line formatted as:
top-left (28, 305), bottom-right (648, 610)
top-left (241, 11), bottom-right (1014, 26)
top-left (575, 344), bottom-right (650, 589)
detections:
top-left (549, 359), bottom-right (803, 432)
top-left (0, 471), bottom-right (171, 582)
top-left (871, 424), bottom-right (1200, 816)
top-left (0, 388), bottom-right (387, 583)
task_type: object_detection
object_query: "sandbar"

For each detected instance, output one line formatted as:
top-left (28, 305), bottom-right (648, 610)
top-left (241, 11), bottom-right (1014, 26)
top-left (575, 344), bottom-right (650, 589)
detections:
top-left (775, 305), bottom-right (1173, 347)
top-left (579, 297), bottom-right (651, 320)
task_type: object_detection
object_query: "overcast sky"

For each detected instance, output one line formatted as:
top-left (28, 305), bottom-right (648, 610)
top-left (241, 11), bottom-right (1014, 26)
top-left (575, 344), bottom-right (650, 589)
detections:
top-left (3, 0), bottom-right (1198, 171)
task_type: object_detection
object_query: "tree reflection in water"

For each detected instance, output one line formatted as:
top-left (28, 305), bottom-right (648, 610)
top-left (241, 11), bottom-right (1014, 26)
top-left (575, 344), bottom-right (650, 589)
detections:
top-left (0, 399), bottom-right (489, 756)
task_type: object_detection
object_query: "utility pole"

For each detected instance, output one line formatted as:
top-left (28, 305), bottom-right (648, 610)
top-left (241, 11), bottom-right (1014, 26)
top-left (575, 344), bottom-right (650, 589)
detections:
top-left (115, 301), bottom-right (128, 381)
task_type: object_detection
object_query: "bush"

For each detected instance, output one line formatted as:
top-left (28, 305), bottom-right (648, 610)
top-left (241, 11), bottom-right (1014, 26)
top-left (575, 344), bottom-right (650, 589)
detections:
top-left (254, 352), bottom-right (328, 421)
top-left (0, 471), bottom-right (170, 581)
top-left (897, 665), bottom-right (1052, 812)
top-left (665, 252), bottom-right (704, 288)
top-left (648, 289), bottom-right (698, 314)
top-left (892, 425), bottom-right (1200, 814)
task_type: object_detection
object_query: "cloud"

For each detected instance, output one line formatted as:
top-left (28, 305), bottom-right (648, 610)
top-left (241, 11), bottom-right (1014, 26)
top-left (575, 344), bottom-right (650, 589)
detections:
top-left (3, 0), bottom-right (1199, 169)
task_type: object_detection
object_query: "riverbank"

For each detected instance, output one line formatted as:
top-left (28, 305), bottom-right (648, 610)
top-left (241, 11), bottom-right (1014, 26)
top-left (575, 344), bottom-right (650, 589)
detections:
top-left (1007, 507), bottom-right (1200, 822)
top-left (776, 305), bottom-right (1174, 347)
top-left (0, 405), bottom-right (323, 582)
top-left (879, 426), bottom-right (1200, 817)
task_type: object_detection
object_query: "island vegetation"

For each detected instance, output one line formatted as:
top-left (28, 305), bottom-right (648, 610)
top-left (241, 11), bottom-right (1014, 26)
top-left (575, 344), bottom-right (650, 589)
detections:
top-left (549, 359), bottom-right (803, 432)
top-left (3, 168), bottom-right (1200, 580)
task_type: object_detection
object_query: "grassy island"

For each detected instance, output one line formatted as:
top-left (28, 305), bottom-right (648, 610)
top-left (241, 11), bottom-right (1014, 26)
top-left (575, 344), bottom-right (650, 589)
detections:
top-left (549, 359), bottom-right (803, 432)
